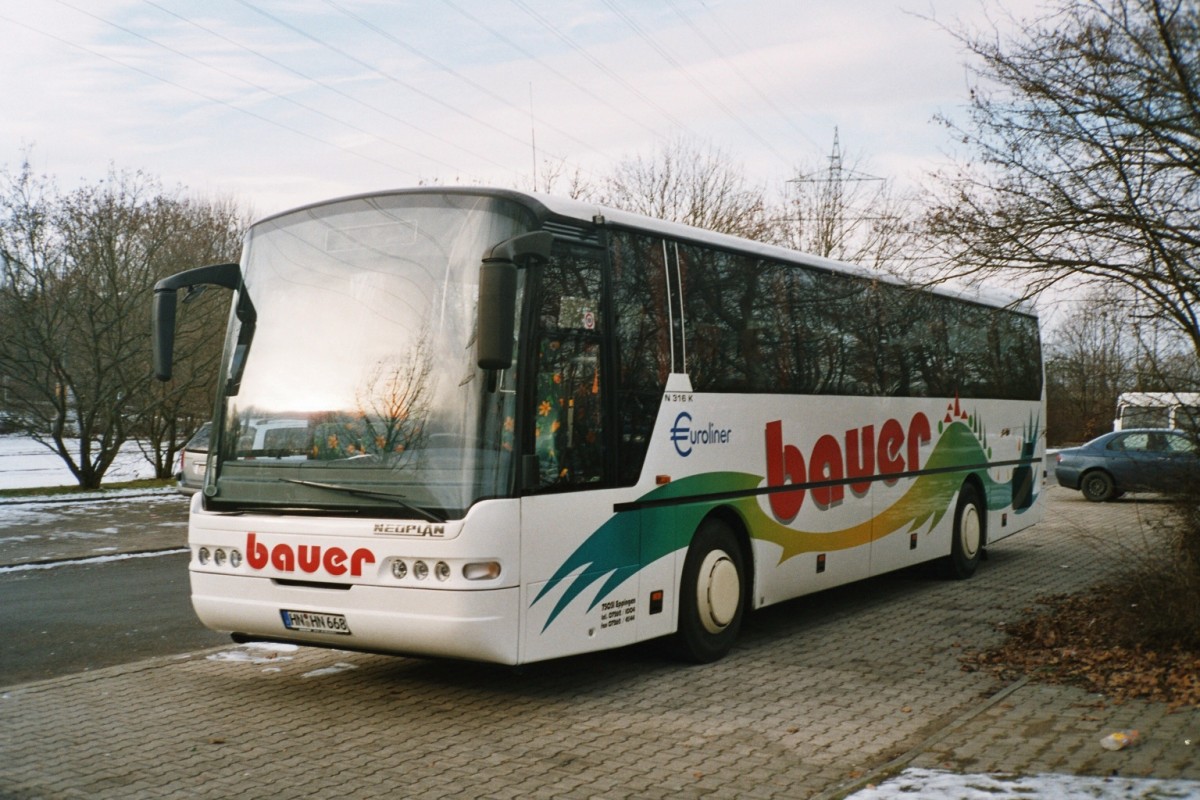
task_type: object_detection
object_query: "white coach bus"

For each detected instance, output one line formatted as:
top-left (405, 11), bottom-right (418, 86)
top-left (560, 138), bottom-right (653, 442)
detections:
top-left (153, 187), bottom-right (1045, 665)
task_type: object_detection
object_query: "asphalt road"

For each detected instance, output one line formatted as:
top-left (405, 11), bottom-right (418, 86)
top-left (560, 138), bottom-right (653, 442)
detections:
top-left (0, 552), bottom-right (230, 686)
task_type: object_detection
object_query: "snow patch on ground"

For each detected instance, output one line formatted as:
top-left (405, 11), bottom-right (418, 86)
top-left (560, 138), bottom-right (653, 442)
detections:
top-left (207, 643), bottom-right (299, 667)
top-left (847, 768), bottom-right (1200, 799)
top-left (303, 663), bottom-right (359, 679)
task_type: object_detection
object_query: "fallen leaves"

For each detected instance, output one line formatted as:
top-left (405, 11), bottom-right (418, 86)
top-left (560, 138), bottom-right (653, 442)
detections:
top-left (963, 589), bottom-right (1200, 709)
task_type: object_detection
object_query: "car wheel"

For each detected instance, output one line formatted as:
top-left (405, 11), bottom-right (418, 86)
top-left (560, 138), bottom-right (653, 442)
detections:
top-left (1080, 470), bottom-right (1115, 502)
top-left (942, 482), bottom-right (984, 580)
top-left (672, 518), bottom-right (746, 663)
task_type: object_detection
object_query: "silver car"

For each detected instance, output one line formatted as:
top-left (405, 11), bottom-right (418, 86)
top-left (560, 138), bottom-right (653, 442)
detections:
top-left (177, 422), bottom-right (211, 496)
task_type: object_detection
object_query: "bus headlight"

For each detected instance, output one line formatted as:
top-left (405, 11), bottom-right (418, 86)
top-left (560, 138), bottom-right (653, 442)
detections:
top-left (434, 561), bottom-right (451, 581)
top-left (390, 560), bottom-right (408, 579)
top-left (229, 549), bottom-right (242, 568)
top-left (214, 548), bottom-right (227, 567)
top-left (413, 560), bottom-right (429, 580)
top-left (463, 561), bottom-right (501, 581)
top-left (197, 547), bottom-right (210, 565)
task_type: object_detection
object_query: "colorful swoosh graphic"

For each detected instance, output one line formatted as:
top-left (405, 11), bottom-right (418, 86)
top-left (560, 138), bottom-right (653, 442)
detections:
top-left (532, 411), bottom-right (1040, 631)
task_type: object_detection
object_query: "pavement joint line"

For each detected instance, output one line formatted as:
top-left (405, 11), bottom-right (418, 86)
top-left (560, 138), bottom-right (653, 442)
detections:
top-left (810, 675), bottom-right (1033, 800)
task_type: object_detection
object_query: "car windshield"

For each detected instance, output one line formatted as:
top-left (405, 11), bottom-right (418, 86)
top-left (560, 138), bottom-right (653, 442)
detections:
top-left (209, 192), bottom-right (532, 518)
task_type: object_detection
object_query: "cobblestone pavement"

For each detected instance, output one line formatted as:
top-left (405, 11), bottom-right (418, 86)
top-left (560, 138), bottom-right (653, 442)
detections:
top-left (1, 487), bottom-right (1197, 799)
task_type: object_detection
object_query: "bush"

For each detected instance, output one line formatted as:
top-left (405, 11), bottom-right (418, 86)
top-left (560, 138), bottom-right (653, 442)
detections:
top-left (1112, 493), bottom-right (1200, 650)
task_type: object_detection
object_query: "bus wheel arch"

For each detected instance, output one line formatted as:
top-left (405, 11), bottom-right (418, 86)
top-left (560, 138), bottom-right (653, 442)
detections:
top-left (943, 477), bottom-right (986, 580)
top-left (671, 511), bottom-right (750, 663)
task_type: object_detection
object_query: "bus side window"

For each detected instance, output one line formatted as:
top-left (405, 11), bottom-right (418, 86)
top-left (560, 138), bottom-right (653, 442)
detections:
top-left (532, 245), bottom-right (607, 489)
top-left (534, 335), bottom-right (604, 485)
top-left (609, 231), bottom-right (671, 485)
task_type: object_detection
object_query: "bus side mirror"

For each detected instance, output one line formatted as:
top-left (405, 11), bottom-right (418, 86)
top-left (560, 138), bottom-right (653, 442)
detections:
top-left (476, 231), bottom-right (553, 371)
top-left (153, 289), bottom-right (179, 381)
top-left (153, 262), bottom-right (243, 381)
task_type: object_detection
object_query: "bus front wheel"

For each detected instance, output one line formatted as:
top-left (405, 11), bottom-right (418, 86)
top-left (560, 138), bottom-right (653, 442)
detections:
top-left (673, 518), bottom-right (746, 663)
top-left (943, 482), bottom-right (984, 580)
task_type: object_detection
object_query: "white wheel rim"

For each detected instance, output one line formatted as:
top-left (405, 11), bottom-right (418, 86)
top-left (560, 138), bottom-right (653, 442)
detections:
top-left (960, 503), bottom-right (981, 558)
top-left (697, 550), bottom-right (740, 634)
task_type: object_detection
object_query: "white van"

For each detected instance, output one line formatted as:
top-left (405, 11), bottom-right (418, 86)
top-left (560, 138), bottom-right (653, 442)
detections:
top-left (1114, 392), bottom-right (1200, 431)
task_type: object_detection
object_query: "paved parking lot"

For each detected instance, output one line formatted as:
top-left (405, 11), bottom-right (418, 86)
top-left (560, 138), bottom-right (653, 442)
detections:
top-left (1, 487), bottom-right (1197, 799)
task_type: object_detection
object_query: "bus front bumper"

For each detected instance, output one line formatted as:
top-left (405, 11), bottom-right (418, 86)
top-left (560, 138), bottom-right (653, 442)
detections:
top-left (190, 571), bottom-right (521, 665)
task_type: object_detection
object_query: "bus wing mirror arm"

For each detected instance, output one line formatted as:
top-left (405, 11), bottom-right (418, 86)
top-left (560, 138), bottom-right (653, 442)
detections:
top-left (476, 232), bottom-right (553, 372)
top-left (153, 262), bottom-right (247, 381)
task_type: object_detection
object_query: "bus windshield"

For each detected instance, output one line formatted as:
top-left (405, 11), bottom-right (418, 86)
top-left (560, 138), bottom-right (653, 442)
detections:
top-left (208, 192), bottom-right (533, 518)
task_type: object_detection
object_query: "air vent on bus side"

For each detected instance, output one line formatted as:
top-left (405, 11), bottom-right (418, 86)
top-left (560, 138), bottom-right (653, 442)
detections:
top-left (542, 220), bottom-right (602, 245)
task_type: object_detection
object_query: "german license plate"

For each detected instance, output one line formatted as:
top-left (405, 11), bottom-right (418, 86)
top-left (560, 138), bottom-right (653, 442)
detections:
top-left (280, 609), bottom-right (351, 635)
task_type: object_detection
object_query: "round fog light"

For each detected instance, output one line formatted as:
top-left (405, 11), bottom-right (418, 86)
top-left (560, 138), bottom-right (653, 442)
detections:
top-left (214, 548), bottom-right (226, 567)
top-left (391, 560), bottom-right (408, 579)
top-left (413, 560), bottom-right (429, 580)
top-left (198, 547), bottom-right (210, 565)
top-left (435, 561), bottom-right (451, 581)
top-left (230, 549), bottom-right (242, 568)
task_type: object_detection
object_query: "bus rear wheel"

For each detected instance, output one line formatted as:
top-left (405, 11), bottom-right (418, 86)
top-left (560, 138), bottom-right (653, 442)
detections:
top-left (943, 482), bottom-right (984, 580)
top-left (672, 518), bottom-right (746, 663)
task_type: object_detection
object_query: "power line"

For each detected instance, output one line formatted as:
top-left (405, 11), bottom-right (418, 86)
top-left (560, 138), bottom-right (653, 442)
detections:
top-left (322, 0), bottom-right (609, 180)
top-left (233, 0), bottom-right (547, 168)
top-left (507, 0), bottom-right (693, 134)
top-left (598, 0), bottom-right (794, 169)
top-left (663, 0), bottom-right (821, 154)
top-left (110, 0), bottom-right (476, 176)
top-left (439, 0), bottom-right (665, 141)
top-left (141, 0), bottom-right (516, 176)
top-left (2, 7), bottom-right (421, 180)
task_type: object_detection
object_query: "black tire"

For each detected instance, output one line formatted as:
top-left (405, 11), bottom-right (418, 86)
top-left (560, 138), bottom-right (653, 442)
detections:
top-left (1080, 470), bottom-right (1115, 502)
top-left (943, 482), bottom-right (984, 580)
top-left (672, 518), bottom-right (746, 663)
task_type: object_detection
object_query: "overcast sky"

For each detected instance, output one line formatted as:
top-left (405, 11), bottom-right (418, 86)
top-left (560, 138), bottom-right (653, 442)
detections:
top-left (0, 0), bottom-right (1045, 219)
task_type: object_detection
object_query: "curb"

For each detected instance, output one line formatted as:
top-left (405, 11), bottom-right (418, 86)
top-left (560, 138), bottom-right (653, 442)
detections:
top-left (0, 547), bottom-right (189, 572)
top-left (0, 490), bottom-right (178, 506)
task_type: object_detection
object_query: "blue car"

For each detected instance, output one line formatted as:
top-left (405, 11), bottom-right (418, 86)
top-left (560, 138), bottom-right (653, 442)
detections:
top-left (1054, 428), bottom-right (1198, 501)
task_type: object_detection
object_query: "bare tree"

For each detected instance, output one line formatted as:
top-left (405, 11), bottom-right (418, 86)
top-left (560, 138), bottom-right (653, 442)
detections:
top-left (137, 196), bottom-right (246, 479)
top-left (353, 331), bottom-right (435, 461)
top-left (525, 157), bottom-right (591, 200)
top-left (1044, 288), bottom-right (1139, 442)
top-left (0, 160), bottom-right (244, 488)
top-left (924, 0), bottom-right (1200, 362)
top-left (596, 137), bottom-right (774, 240)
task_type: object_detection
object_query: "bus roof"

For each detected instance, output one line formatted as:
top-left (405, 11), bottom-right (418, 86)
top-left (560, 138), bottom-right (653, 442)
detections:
top-left (257, 186), bottom-right (1038, 318)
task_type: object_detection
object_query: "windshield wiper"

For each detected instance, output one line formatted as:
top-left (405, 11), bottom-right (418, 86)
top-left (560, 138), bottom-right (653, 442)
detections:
top-left (278, 478), bottom-right (446, 523)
